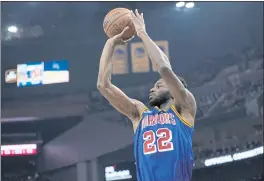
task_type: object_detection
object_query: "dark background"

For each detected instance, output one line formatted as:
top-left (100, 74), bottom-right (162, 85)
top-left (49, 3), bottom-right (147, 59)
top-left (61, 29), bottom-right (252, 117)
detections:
top-left (1, 2), bottom-right (263, 181)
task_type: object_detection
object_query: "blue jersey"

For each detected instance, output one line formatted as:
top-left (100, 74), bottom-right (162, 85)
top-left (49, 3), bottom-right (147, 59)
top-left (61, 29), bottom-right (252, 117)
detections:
top-left (134, 105), bottom-right (194, 181)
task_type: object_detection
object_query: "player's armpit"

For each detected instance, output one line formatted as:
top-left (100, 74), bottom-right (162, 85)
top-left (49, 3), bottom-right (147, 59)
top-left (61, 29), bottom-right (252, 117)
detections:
top-left (185, 90), bottom-right (197, 120)
top-left (97, 83), bottom-right (145, 122)
top-left (159, 67), bottom-right (197, 121)
top-left (173, 91), bottom-right (197, 126)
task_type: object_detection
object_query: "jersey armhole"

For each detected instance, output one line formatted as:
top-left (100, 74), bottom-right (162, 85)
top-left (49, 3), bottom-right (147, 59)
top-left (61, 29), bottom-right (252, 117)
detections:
top-left (138, 108), bottom-right (148, 121)
top-left (171, 105), bottom-right (193, 128)
top-left (133, 108), bottom-right (148, 133)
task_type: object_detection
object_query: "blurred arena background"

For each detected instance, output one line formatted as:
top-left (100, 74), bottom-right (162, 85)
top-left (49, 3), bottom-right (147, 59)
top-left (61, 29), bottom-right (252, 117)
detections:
top-left (1, 1), bottom-right (263, 181)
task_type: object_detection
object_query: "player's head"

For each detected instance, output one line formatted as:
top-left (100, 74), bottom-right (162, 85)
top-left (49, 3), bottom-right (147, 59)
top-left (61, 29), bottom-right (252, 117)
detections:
top-left (149, 76), bottom-right (187, 107)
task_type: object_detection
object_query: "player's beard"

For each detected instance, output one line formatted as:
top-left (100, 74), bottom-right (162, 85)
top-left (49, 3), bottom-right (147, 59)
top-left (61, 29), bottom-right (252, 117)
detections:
top-left (149, 91), bottom-right (171, 108)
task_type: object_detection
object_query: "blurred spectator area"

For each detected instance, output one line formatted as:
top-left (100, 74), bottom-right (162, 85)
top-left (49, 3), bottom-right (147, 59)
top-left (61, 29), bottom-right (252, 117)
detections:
top-left (191, 156), bottom-right (263, 181)
top-left (87, 50), bottom-right (263, 120)
top-left (192, 115), bottom-right (262, 159)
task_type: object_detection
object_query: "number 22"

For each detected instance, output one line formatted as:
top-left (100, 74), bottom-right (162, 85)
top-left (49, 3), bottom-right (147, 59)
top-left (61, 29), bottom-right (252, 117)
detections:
top-left (143, 128), bottom-right (174, 155)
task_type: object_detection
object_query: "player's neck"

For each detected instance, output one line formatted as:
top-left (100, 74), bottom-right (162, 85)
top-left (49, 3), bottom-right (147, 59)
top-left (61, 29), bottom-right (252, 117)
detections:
top-left (158, 99), bottom-right (173, 111)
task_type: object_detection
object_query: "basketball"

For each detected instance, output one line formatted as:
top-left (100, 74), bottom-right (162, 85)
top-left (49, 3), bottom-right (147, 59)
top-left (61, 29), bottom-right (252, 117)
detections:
top-left (103, 8), bottom-right (135, 40)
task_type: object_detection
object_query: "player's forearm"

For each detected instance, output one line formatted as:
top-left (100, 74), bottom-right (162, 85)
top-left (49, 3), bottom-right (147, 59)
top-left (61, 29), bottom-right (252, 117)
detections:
top-left (139, 32), bottom-right (172, 71)
top-left (97, 40), bottom-right (115, 88)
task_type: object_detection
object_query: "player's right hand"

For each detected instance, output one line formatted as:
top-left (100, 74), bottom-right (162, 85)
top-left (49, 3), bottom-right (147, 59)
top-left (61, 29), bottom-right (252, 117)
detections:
top-left (109, 26), bottom-right (134, 45)
top-left (130, 9), bottom-right (146, 38)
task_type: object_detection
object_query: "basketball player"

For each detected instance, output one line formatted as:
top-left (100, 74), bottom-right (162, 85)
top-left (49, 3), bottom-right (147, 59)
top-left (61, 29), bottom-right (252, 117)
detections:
top-left (97, 9), bottom-right (196, 181)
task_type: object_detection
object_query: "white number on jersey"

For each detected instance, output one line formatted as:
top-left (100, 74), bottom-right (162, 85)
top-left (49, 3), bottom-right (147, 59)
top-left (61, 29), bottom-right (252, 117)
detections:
top-left (143, 128), bottom-right (174, 154)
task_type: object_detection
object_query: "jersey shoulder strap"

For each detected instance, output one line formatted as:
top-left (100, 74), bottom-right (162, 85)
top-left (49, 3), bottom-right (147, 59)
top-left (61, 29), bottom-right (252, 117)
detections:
top-left (170, 105), bottom-right (193, 128)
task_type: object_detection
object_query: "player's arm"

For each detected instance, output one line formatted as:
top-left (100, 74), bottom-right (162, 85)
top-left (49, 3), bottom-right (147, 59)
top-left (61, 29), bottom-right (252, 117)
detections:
top-left (97, 28), bottom-right (144, 122)
top-left (131, 10), bottom-right (196, 122)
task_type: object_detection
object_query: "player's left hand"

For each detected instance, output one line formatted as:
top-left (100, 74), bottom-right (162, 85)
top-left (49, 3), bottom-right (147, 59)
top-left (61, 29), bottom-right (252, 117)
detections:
top-left (130, 9), bottom-right (147, 37)
top-left (109, 26), bottom-right (134, 45)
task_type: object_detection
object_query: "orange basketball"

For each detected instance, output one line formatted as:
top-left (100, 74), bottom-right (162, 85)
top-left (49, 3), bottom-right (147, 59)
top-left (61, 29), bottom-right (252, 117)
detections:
top-left (103, 8), bottom-right (135, 40)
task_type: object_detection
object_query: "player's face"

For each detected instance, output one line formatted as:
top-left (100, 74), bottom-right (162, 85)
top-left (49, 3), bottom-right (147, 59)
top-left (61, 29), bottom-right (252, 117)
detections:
top-left (149, 79), bottom-right (171, 107)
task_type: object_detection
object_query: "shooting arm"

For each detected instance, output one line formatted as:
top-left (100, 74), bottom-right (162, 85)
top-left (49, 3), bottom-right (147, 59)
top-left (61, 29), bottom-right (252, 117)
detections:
top-left (139, 32), bottom-right (187, 103)
top-left (140, 32), bottom-right (196, 122)
top-left (97, 40), bottom-right (141, 121)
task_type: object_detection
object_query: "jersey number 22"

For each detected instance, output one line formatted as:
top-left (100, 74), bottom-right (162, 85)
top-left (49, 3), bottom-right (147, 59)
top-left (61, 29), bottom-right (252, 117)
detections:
top-left (143, 128), bottom-right (174, 154)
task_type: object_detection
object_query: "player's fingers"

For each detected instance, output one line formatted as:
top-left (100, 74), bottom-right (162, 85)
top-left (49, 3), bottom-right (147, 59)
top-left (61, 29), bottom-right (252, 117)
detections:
top-left (135, 9), bottom-right (141, 19)
top-left (124, 35), bottom-right (134, 43)
top-left (122, 26), bottom-right (130, 33)
top-left (136, 10), bottom-right (144, 23)
top-left (141, 13), bottom-right (145, 23)
top-left (120, 40), bottom-right (127, 45)
top-left (130, 12), bottom-right (136, 23)
top-left (119, 26), bottom-right (130, 37)
top-left (130, 10), bottom-right (137, 19)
